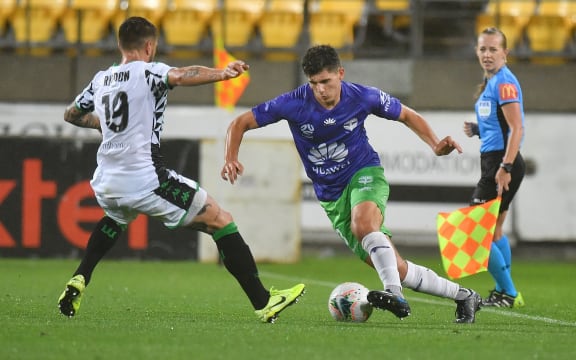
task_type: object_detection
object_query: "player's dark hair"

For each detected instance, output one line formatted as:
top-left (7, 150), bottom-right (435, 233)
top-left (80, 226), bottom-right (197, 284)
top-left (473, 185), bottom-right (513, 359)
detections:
top-left (475, 27), bottom-right (508, 99)
top-left (118, 16), bottom-right (157, 51)
top-left (301, 45), bottom-right (341, 77)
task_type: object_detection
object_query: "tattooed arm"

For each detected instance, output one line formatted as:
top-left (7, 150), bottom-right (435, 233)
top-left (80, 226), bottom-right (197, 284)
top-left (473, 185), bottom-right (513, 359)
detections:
top-left (167, 61), bottom-right (249, 87)
top-left (64, 102), bottom-right (101, 130)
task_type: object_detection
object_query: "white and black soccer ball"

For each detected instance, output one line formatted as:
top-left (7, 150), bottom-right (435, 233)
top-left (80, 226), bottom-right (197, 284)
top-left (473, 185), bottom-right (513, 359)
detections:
top-left (328, 282), bottom-right (373, 322)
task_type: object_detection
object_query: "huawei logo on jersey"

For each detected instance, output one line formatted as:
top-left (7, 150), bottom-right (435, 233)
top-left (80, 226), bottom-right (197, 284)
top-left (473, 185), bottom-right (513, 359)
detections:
top-left (309, 142), bottom-right (350, 176)
top-left (308, 142), bottom-right (348, 165)
top-left (499, 83), bottom-right (518, 101)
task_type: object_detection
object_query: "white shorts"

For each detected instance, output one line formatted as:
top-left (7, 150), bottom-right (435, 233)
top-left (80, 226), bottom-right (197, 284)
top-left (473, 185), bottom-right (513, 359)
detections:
top-left (95, 170), bottom-right (208, 229)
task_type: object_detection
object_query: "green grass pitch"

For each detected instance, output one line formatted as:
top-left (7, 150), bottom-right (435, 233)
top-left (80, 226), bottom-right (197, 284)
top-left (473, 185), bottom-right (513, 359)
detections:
top-left (1, 255), bottom-right (575, 360)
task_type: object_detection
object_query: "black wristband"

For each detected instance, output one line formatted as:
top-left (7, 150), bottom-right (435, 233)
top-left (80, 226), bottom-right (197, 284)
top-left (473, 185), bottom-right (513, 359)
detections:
top-left (500, 162), bottom-right (513, 173)
top-left (471, 123), bottom-right (479, 136)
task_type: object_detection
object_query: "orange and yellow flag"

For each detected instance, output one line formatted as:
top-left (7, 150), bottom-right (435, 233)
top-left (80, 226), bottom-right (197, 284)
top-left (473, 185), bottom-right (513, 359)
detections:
top-left (437, 197), bottom-right (501, 279)
top-left (213, 35), bottom-right (250, 111)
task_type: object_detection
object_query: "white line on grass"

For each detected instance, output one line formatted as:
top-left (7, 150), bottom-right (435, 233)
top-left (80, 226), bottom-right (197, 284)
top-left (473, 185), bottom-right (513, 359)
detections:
top-left (260, 271), bottom-right (576, 327)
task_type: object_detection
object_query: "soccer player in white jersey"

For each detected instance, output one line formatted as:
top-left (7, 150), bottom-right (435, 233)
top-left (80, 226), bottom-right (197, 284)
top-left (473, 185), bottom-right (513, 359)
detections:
top-left (57, 16), bottom-right (304, 323)
top-left (222, 45), bottom-right (482, 323)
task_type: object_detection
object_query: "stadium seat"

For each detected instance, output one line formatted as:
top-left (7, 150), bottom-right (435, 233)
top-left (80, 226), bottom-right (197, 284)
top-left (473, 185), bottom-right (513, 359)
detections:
top-left (373, 0), bottom-right (411, 36)
top-left (162, 0), bottom-right (217, 47)
top-left (211, 0), bottom-right (266, 47)
top-left (0, 0), bottom-right (16, 38)
top-left (113, 0), bottom-right (168, 31)
top-left (526, 0), bottom-right (576, 53)
top-left (308, 0), bottom-right (367, 48)
top-left (61, 0), bottom-right (119, 45)
top-left (259, 0), bottom-right (304, 49)
top-left (475, 0), bottom-right (537, 50)
top-left (11, 0), bottom-right (68, 44)
top-left (375, 0), bottom-right (410, 12)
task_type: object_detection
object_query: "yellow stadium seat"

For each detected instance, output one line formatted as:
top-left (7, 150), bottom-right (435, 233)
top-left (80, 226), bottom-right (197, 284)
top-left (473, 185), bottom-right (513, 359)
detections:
top-left (375, 0), bottom-right (410, 12)
top-left (61, 0), bottom-right (119, 45)
top-left (211, 0), bottom-right (266, 47)
top-left (374, 0), bottom-right (411, 34)
top-left (526, 0), bottom-right (576, 53)
top-left (114, 0), bottom-right (168, 31)
top-left (259, 0), bottom-right (304, 49)
top-left (162, 0), bottom-right (217, 47)
top-left (0, 0), bottom-right (16, 37)
top-left (475, 0), bottom-right (537, 50)
top-left (308, 0), bottom-right (367, 48)
top-left (11, 0), bottom-right (68, 43)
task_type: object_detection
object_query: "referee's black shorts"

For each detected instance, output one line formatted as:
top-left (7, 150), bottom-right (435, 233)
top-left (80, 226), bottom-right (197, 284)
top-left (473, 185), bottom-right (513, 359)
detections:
top-left (470, 150), bottom-right (525, 213)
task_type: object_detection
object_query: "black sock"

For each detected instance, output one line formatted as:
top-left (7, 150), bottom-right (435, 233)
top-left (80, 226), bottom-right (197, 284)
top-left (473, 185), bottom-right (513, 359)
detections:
top-left (74, 216), bottom-right (125, 285)
top-left (213, 223), bottom-right (269, 309)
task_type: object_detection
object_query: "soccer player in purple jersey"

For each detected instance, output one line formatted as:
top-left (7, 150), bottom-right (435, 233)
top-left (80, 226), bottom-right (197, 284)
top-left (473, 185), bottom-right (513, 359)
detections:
top-left (222, 45), bottom-right (482, 323)
top-left (464, 27), bottom-right (525, 308)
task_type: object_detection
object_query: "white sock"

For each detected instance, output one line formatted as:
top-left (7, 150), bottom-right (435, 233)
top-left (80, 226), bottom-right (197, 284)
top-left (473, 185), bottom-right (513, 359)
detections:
top-left (401, 261), bottom-right (460, 299)
top-left (361, 232), bottom-right (402, 292)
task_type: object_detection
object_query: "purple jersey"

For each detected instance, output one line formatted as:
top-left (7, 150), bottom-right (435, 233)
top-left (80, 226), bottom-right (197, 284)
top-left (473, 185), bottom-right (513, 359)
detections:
top-left (252, 81), bottom-right (402, 201)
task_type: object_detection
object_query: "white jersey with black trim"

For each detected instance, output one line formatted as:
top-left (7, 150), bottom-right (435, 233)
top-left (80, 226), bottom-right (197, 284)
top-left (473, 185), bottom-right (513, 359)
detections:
top-left (74, 61), bottom-right (174, 197)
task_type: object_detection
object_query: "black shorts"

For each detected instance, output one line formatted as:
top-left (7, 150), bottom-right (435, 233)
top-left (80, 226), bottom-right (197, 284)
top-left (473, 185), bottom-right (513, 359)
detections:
top-left (470, 151), bottom-right (525, 213)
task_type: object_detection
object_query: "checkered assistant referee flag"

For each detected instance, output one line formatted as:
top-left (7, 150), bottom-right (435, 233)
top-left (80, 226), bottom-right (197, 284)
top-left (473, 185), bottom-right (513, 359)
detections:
top-left (437, 197), bottom-right (501, 279)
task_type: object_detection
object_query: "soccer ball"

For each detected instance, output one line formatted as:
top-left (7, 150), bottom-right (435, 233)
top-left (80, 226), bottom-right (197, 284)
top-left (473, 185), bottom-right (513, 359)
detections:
top-left (328, 282), bottom-right (373, 322)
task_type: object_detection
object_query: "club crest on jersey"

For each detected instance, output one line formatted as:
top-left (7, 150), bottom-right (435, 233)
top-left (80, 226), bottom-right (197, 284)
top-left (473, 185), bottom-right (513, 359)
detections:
top-left (499, 83), bottom-right (519, 101)
top-left (323, 117), bottom-right (336, 126)
top-left (343, 118), bottom-right (358, 132)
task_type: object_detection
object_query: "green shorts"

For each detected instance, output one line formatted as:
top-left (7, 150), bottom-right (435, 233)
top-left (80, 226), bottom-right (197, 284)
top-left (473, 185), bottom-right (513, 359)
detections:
top-left (319, 166), bottom-right (392, 261)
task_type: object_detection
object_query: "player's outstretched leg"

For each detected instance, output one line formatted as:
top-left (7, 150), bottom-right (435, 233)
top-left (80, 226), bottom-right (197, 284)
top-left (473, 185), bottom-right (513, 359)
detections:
top-left (58, 275), bottom-right (86, 317)
top-left (255, 283), bottom-right (306, 323)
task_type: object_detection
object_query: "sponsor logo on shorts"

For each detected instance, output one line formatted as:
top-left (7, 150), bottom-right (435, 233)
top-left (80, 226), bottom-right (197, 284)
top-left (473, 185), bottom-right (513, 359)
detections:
top-left (358, 175), bottom-right (373, 185)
